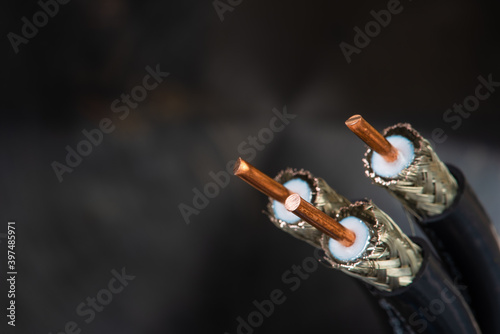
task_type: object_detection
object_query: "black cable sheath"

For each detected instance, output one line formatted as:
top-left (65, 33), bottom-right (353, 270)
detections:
top-left (369, 238), bottom-right (481, 334)
top-left (416, 165), bottom-right (500, 333)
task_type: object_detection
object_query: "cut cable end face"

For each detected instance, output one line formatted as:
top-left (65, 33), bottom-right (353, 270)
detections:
top-left (328, 217), bottom-right (369, 262)
top-left (345, 114), bottom-right (362, 126)
top-left (284, 193), bottom-right (301, 211)
top-left (233, 157), bottom-right (246, 176)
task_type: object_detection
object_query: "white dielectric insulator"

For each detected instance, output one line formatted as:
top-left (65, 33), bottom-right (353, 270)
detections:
top-left (273, 178), bottom-right (312, 224)
top-left (328, 217), bottom-right (370, 262)
top-left (371, 135), bottom-right (415, 178)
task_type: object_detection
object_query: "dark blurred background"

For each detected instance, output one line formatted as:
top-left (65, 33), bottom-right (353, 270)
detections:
top-left (1, 0), bottom-right (499, 333)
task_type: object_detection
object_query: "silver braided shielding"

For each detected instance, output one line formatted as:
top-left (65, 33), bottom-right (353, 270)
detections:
top-left (321, 201), bottom-right (423, 292)
top-left (363, 123), bottom-right (458, 220)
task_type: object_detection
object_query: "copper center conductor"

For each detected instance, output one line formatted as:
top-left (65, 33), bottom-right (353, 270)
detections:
top-left (285, 194), bottom-right (356, 247)
top-left (234, 158), bottom-right (292, 203)
top-left (345, 114), bottom-right (398, 163)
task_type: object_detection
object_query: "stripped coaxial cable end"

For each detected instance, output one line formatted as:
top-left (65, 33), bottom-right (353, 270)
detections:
top-left (234, 158), bottom-right (353, 247)
top-left (266, 167), bottom-right (351, 248)
top-left (345, 115), bottom-right (458, 220)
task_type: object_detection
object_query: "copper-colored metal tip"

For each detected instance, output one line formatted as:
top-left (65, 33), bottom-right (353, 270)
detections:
top-left (233, 158), bottom-right (245, 175)
top-left (345, 114), bottom-right (362, 126)
top-left (234, 158), bottom-right (292, 203)
top-left (345, 114), bottom-right (398, 163)
top-left (285, 194), bottom-right (355, 247)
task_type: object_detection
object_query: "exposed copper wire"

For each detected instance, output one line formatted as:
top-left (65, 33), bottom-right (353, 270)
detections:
top-left (285, 194), bottom-right (355, 247)
top-left (234, 158), bottom-right (292, 203)
top-left (345, 114), bottom-right (398, 163)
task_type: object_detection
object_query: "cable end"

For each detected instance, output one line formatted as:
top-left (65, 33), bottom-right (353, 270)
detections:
top-left (233, 157), bottom-right (246, 176)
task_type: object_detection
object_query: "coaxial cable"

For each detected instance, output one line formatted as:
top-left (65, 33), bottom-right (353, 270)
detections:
top-left (234, 158), bottom-right (355, 247)
top-left (234, 159), bottom-right (480, 333)
top-left (346, 114), bottom-right (500, 333)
